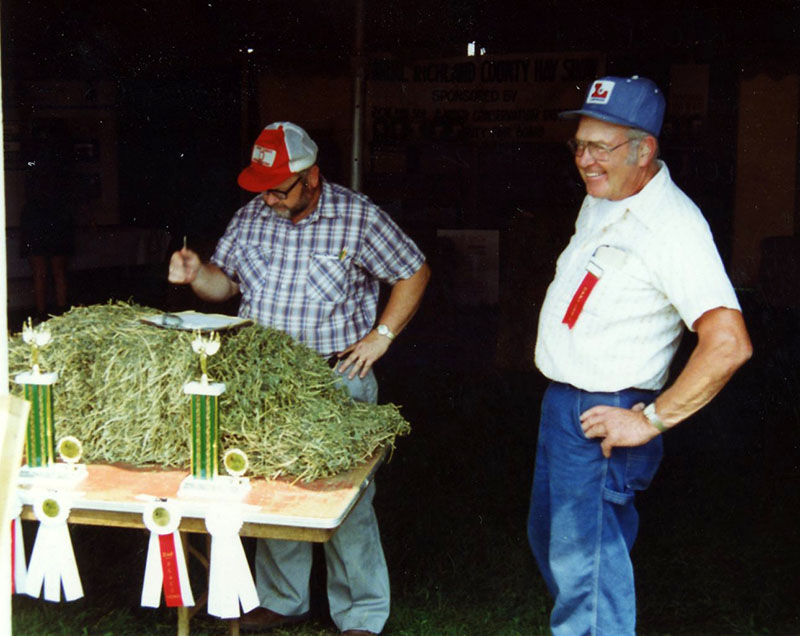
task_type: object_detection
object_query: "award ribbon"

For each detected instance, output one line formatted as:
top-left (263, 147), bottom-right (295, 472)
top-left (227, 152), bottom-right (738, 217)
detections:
top-left (141, 500), bottom-right (194, 608)
top-left (11, 497), bottom-right (26, 594)
top-left (562, 260), bottom-right (603, 329)
top-left (205, 507), bottom-right (258, 619)
top-left (25, 493), bottom-right (84, 602)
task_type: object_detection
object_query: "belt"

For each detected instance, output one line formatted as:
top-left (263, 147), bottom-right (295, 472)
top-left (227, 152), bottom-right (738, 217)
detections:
top-left (551, 381), bottom-right (658, 395)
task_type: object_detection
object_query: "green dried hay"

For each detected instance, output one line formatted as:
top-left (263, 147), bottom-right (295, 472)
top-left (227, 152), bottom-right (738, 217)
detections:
top-left (8, 302), bottom-right (410, 482)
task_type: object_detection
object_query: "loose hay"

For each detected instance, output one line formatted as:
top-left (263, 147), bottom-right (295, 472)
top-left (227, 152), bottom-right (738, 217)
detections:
top-left (8, 302), bottom-right (410, 482)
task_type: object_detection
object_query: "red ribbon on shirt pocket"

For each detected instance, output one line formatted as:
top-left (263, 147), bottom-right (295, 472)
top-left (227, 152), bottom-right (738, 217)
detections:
top-left (562, 261), bottom-right (603, 329)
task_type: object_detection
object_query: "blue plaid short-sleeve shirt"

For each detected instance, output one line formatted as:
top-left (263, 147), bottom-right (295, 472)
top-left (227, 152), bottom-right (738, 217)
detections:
top-left (211, 180), bottom-right (426, 357)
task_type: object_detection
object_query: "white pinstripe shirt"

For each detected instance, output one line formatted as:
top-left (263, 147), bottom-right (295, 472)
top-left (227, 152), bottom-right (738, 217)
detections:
top-left (211, 180), bottom-right (425, 357)
top-left (535, 162), bottom-right (741, 392)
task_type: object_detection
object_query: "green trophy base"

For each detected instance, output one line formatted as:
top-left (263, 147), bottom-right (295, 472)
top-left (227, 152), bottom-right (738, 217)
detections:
top-left (15, 370), bottom-right (59, 469)
top-left (183, 380), bottom-right (226, 480)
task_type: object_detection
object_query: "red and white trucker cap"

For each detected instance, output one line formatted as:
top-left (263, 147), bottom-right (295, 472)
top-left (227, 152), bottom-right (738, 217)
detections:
top-left (237, 122), bottom-right (319, 192)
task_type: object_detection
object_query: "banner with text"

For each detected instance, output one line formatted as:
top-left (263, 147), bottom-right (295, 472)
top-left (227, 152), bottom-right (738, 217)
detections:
top-left (366, 52), bottom-right (605, 146)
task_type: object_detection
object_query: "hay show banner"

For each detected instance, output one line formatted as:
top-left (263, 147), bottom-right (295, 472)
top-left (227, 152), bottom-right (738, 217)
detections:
top-left (366, 52), bottom-right (605, 146)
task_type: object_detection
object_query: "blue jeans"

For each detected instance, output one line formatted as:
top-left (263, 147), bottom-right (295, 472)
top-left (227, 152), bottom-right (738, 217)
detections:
top-left (528, 382), bottom-right (663, 636)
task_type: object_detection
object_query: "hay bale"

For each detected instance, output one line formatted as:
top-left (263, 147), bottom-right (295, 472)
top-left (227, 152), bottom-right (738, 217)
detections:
top-left (8, 302), bottom-right (410, 481)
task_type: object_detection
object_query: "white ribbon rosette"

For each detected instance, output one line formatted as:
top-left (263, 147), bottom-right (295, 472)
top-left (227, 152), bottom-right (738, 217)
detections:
top-left (25, 492), bottom-right (84, 602)
top-left (10, 496), bottom-right (27, 594)
top-left (141, 500), bottom-right (194, 608)
top-left (205, 506), bottom-right (258, 619)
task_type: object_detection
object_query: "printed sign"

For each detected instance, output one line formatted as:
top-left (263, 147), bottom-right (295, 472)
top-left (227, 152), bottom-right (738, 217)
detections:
top-left (367, 52), bottom-right (605, 145)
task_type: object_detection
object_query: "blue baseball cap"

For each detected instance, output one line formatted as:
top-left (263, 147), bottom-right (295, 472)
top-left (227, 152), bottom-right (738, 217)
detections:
top-left (560, 75), bottom-right (666, 137)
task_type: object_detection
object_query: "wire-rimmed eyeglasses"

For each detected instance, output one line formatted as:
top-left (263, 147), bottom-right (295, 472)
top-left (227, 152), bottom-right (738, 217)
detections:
top-left (263, 175), bottom-right (304, 201)
top-left (566, 138), bottom-right (633, 162)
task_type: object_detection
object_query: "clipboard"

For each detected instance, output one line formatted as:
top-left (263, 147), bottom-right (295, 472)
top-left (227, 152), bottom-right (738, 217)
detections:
top-left (140, 311), bottom-right (253, 332)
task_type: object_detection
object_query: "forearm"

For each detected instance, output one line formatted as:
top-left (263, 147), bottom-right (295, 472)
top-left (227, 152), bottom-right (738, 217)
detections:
top-left (580, 307), bottom-right (752, 456)
top-left (653, 308), bottom-right (752, 428)
top-left (335, 261), bottom-right (430, 379)
top-left (191, 263), bottom-right (240, 303)
top-left (376, 262), bottom-right (431, 335)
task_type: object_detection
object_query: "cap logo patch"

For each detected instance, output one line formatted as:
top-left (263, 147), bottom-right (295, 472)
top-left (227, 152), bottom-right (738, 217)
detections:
top-left (587, 80), bottom-right (614, 104)
top-left (252, 145), bottom-right (277, 167)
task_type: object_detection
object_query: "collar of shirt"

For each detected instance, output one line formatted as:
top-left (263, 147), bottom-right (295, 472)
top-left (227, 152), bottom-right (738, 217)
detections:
top-left (581, 160), bottom-right (670, 231)
top-left (256, 179), bottom-right (339, 226)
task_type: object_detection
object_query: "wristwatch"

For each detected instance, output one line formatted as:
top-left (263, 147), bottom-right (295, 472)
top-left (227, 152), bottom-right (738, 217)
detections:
top-left (376, 324), bottom-right (395, 341)
top-left (642, 402), bottom-right (667, 433)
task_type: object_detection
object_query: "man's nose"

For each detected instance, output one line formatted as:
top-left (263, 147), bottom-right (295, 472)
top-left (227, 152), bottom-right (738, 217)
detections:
top-left (262, 192), bottom-right (281, 206)
top-left (576, 149), bottom-right (596, 169)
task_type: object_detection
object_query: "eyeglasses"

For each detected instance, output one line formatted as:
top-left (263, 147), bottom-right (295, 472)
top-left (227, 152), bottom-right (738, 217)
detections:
top-left (566, 138), bottom-right (633, 162)
top-left (263, 175), bottom-right (303, 201)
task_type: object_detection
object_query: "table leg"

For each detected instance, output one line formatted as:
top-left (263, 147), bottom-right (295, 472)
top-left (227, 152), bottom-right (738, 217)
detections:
top-left (177, 606), bottom-right (190, 636)
top-left (177, 531), bottom-right (193, 636)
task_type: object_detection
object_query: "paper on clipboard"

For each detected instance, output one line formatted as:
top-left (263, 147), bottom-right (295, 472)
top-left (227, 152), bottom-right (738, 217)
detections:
top-left (140, 311), bottom-right (252, 332)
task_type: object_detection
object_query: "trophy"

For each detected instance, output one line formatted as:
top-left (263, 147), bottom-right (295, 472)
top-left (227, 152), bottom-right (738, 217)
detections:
top-left (178, 331), bottom-right (249, 497)
top-left (15, 319), bottom-right (88, 485)
top-left (186, 331), bottom-right (223, 480)
top-left (15, 319), bottom-right (58, 469)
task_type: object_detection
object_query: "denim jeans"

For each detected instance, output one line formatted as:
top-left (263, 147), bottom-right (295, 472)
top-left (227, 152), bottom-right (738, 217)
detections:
top-left (333, 366), bottom-right (379, 404)
top-left (528, 382), bottom-right (663, 636)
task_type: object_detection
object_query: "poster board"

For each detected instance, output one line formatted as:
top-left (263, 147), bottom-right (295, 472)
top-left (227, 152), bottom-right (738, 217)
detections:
top-left (366, 52), bottom-right (605, 147)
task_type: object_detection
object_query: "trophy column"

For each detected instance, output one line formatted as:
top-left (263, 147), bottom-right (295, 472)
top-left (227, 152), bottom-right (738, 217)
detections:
top-left (184, 380), bottom-right (225, 480)
top-left (15, 370), bottom-right (58, 469)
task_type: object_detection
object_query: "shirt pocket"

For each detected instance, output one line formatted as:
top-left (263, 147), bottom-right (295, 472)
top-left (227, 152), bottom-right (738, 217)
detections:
top-left (592, 245), bottom-right (628, 271)
top-left (585, 246), bottom-right (634, 308)
top-left (237, 244), bottom-right (273, 294)
top-left (306, 253), bottom-right (349, 303)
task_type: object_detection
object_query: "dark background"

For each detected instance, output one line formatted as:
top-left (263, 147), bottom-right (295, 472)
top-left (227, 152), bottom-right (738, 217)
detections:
top-left (4, 0), bottom-right (798, 240)
top-left (4, 1), bottom-right (800, 633)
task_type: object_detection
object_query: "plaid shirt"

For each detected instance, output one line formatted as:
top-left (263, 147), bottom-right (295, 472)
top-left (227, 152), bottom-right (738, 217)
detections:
top-left (211, 180), bottom-right (426, 357)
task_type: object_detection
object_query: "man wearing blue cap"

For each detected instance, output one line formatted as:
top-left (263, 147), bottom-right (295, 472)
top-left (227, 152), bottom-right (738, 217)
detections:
top-left (529, 76), bottom-right (752, 635)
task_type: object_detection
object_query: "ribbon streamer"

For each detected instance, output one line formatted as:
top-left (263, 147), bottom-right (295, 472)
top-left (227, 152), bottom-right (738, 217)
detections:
top-left (11, 497), bottom-right (27, 594)
top-left (562, 261), bottom-right (602, 330)
top-left (141, 501), bottom-right (194, 608)
top-left (205, 507), bottom-right (258, 619)
top-left (25, 493), bottom-right (83, 602)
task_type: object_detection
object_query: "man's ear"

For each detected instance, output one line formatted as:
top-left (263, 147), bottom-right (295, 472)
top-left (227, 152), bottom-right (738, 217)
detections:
top-left (638, 136), bottom-right (657, 166)
top-left (306, 164), bottom-right (321, 187)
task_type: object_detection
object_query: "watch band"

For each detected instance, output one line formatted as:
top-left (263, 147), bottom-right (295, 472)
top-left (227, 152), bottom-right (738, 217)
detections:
top-left (376, 324), bottom-right (395, 341)
top-left (643, 402), bottom-right (667, 433)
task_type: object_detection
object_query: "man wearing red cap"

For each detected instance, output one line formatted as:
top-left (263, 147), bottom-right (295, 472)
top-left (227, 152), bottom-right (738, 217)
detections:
top-left (169, 122), bottom-right (430, 635)
top-left (529, 77), bottom-right (752, 635)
